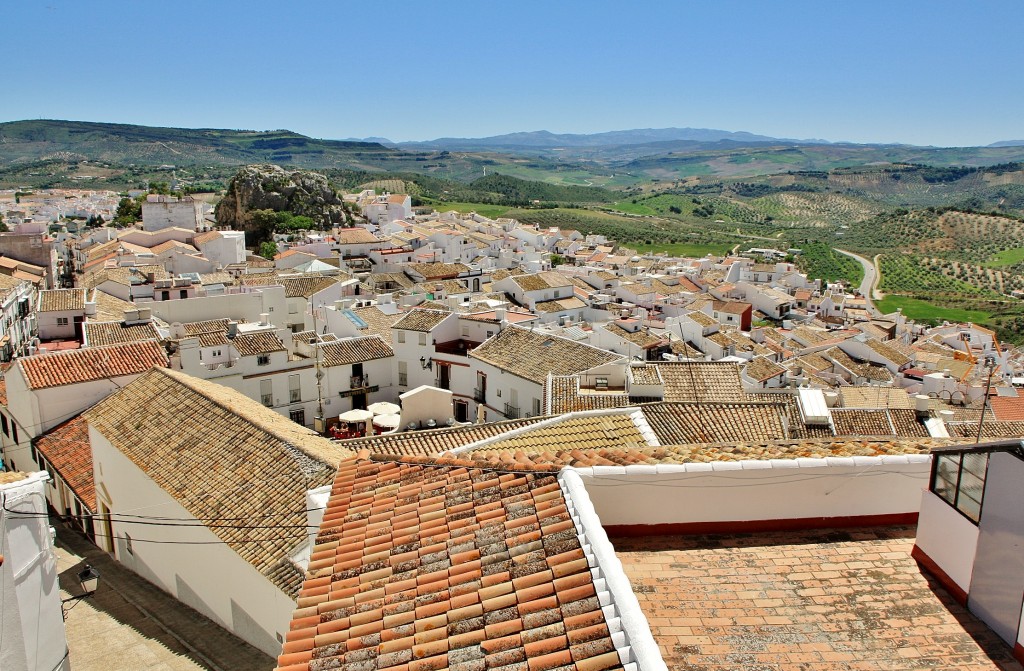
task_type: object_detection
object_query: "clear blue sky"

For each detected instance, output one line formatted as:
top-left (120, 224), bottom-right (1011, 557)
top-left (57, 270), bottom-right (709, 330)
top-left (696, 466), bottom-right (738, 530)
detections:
top-left (4, 0), bottom-right (1021, 146)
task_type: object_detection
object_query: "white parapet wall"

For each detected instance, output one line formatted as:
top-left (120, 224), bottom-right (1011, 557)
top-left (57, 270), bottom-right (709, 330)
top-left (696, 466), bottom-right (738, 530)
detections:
top-left (575, 454), bottom-right (932, 531)
top-left (559, 469), bottom-right (668, 671)
top-left (913, 489), bottom-right (979, 598)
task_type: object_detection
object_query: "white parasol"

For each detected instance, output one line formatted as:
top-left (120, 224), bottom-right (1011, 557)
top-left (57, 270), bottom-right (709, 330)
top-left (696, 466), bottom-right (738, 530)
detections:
top-left (367, 401), bottom-right (400, 416)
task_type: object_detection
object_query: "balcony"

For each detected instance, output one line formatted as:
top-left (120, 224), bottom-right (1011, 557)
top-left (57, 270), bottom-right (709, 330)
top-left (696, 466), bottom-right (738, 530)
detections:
top-left (289, 389), bottom-right (301, 403)
top-left (261, 394), bottom-right (273, 407)
top-left (473, 388), bottom-right (486, 403)
top-left (434, 339), bottom-right (482, 357)
top-left (503, 403), bottom-right (520, 420)
top-left (435, 377), bottom-right (450, 390)
top-left (351, 374), bottom-right (370, 389)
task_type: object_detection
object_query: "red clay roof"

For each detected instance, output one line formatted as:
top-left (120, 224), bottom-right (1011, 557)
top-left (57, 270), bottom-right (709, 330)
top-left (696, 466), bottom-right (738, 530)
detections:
top-left (17, 341), bottom-right (168, 390)
top-left (275, 456), bottom-right (621, 671)
top-left (32, 414), bottom-right (95, 510)
top-left (0, 379), bottom-right (6, 406)
top-left (989, 396), bottom-right (1024, 421)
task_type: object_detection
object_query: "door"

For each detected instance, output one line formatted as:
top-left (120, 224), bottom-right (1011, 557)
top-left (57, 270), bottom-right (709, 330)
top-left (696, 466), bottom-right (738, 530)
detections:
top-left (454, 400), bottom-right (468, 423)
top-left (438, 363), bottom-right (451, 390)
top-left (967, 451), bottom-right (1024, 645)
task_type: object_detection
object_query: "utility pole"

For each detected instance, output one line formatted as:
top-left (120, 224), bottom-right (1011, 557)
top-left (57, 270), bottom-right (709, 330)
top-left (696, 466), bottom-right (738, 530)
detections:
top-left (975, 355), bottom-right (997, 444)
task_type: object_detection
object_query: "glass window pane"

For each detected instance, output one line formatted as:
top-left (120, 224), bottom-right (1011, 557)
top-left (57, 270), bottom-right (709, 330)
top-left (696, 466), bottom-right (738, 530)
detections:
top-left (958, 493), bottom-right (983, 523)
top-left (961, 452), bottom-right (988, 479)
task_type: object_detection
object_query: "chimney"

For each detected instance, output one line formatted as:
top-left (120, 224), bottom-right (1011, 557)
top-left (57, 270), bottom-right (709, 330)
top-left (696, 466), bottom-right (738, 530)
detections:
top-left (259, 313), bottom-right (270, 326)
top-left (227, 321), bottom-right (239, 338)
top-left (494, 307), bottom-right (506, 323)
top-left (914, 394), bottom-right (931, 418)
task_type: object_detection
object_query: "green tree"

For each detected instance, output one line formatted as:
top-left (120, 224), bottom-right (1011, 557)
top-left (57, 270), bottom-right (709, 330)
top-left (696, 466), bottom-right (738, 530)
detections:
top-left (258, 241), bottom-right (278, 259)
top-left (550, 253), bottom-right (565, 267)
top-left (113, 195), bottom-right (144, 226)
top-left (247, 209), bottom-right (278, 244)
top-left (0, 212), bottom-right (7, 233)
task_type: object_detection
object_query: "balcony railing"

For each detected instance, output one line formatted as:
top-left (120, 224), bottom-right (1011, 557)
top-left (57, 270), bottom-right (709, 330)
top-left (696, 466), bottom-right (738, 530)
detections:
top-left (435, 377), bottom-right (450, 390)
top-left (351, 374), bottom-right (370, 388)
top-left (261, 394), bottom-right (273, 407)
top-left (398, 372), bottom-right (408, 386)
top-left (503, 403), bottom-right (520, 419)
top-left (289, 389), bottom-right (301, 403)
top-left (473, 388), bottom-right (486, 403)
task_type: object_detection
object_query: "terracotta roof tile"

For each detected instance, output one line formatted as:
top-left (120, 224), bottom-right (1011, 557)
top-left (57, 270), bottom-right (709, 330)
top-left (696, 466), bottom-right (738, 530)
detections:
top-left (37, 288), bottom-right (86, 312)
top-left (274, 457), bottom-right (615, 671)
top-left (17, 340), bottom-right (169, 389)
top-left (320, 335), bottom-right (394, 367)
top-left (232, 331), bottom-right (285, 357)
top-left (85, 368), bottom-right (353, 594)
top-left (333, 418), bottom-right (549, 456)
top-left (32, 414), bottom-right (95, 510)
top-left (82, 320), bottom-right (162, 347)
top-left (642, 401), bottom-right (790, 444)
top-left (393, 309), bottom-right (452, 332)
top-left (470, 327), bottom-right (622, 385)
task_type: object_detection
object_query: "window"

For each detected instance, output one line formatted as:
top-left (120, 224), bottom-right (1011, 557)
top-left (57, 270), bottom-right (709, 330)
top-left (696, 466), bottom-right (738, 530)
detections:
top-left (398, 360), bottom-right (408, 386)
top-left (532, 398), bottom-right (541, 417)
top-left (162, 291), bottom-right (171, 301)
top-left (260, 379), bottom-right (273, 407)
top-left (1, 414), bottom-right (7, 437)
top-left (418, 333), bottom-right (427, 346)
top-left (30, 444), bottom-right (38, 464)
top-left (125, 532), bottom-right (134, 556)
top-left (932, 450), bottom-right (989, 523)
top-left (290, 409), bottom-right (306, 425)
top-left (397, 331), bottom-right (406, 344)
top-left (257, 354), bottom-right (270, 366)
top-left (179, 289), bottom-right (188, 299)
top-left (57, 317), bottom-right (69, 326)
top-left (12, 422), bottom-right (17, 444)
top-left (289, 374), bottom-right (301, 403)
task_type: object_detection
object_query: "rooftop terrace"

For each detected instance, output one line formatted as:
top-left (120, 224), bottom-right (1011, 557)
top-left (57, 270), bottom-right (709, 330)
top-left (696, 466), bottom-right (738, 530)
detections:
top-left (612, 526), bottom-right (1023, 671)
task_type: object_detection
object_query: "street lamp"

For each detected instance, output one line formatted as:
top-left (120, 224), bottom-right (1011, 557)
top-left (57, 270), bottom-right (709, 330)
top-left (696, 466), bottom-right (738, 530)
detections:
top-left (61, 564), bottom-right (100, 619)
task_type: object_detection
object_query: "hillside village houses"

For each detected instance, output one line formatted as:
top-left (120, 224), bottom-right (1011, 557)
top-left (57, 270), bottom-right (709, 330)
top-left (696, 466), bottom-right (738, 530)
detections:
top-left (2, 186), bottom-right (1024, 667)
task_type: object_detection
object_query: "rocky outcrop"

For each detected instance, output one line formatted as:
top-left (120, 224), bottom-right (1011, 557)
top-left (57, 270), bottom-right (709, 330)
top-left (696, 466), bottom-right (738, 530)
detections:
top-left (215, 164), bottom-right (345, 237)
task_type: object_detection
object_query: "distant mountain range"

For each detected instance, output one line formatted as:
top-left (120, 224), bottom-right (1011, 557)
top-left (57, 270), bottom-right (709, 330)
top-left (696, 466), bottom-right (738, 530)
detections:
top-left (3, 119), bottom-right (1024, 189)
top-left (382, 127), bottom-right (829, 150)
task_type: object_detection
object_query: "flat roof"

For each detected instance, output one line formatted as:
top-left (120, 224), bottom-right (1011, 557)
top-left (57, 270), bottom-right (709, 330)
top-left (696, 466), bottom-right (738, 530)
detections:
top-left (612, 526), bottom-right (1022, 670)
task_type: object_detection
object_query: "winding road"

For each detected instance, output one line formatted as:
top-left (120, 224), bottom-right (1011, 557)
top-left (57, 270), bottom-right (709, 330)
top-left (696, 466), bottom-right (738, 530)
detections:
top-left (835, 248), bottom-right (883, 317)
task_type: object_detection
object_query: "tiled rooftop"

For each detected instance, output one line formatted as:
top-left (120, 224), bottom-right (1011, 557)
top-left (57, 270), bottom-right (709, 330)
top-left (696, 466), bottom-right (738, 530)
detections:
top-left (839, 386), bottom-right (914, 410)
top-left (655, 362), bottom-right (746, 403)
top-left (81, 320), bottom-right (161, 347)
top-left (233, 331), bottom-right (286, 357)
top-left (470, 327), bottom-right (622, 385)
top-left (510, 271), bottom-right (572, 292)
top-left (85, 367), bottom-right (353, 594)
top-left (393, 308), bottom-right (452, 332)
top-left (319, 335), bottom-right (394, 367)
top-left (830, 408), bottom-right (930, 438)
top-left (470, 413), bottom-right (649, 454)
top-left (333, 417), bottom-right (549, 456)
top-left (613, 527), bottom-right (1023, 671)
top-left (642, 402), bottom-right (790, 444)
top-left (38, 288), bottom-right (86, 312)
top-left (32, 414), bottom-right (95, 509)
top-left (243, 273), bottom-right (339, 298)
top-left (546, 376), bottom-right (630, 415)
top-left (17, 340), bottom-right (168, 389)
top-left (406, 261), bottom-right (471, 279)
top-left (276, 457), bottom-right (622, 671)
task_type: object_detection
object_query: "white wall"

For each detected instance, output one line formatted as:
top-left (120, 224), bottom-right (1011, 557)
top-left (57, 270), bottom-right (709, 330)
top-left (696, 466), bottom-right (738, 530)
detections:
top-left (578, 455), bottom-right (931, 528)
top-left (0, 472), bottom-right (69, 671)
top-left (91, 428), bottom-right (295, 656)
top-left (914, 489), bottom-right (980, 594)
top-left (146, 286), bottom-right (287, 327)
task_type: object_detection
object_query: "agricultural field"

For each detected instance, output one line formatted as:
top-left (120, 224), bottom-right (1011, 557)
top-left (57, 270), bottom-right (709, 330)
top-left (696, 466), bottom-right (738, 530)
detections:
top-left (793, 243), bottom-right (864, 285)
top-left (628, 241), bottom-right (735, 258)
top-left (421, 201), bottom-right (510, 218)
top-left (874, 296), bottom-right (993, 325)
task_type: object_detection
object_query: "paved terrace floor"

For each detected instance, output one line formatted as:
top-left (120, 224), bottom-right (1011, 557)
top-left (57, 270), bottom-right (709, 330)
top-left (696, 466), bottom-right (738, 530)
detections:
top-left (56, 525), bottom-right (274, 671)
top-left (612, 526), bottom-right (1023, 671)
